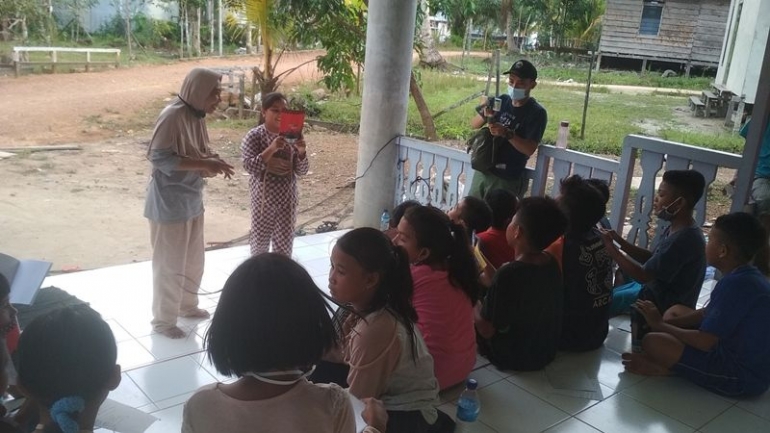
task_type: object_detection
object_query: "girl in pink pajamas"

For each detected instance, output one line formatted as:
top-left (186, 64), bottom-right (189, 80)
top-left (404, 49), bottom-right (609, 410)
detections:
top-left (242, 93), bottom-right (309, 256)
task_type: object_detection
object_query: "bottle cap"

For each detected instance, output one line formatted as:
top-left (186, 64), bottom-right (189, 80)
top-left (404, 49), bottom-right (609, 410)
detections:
top-left (466, 378), bottom-right (478, 390)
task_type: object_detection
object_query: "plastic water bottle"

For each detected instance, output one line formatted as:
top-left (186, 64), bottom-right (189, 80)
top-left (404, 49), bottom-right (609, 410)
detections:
top-left (556, 121), bottom-right (570, 148)
top-left (705, 266), bottom-right (716, 281)
top-left (379, 209), bottom-right (390, 232)
top-left (456, 379), bottom-right (480, 431)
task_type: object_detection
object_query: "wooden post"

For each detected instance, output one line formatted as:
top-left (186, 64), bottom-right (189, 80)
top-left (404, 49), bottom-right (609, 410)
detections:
top-left (641, 58), bottom-right (647, 74)
top-left (86, 51), bottom-right (91, 72)
top-left (595, 53), bottom-right (602, 72)
top-left (685, 62), bottom-right (692, 78)
top-left (238, 74), bottom-right (245, 119)
top-left (13, 49), bottom-right (20, 78)
top-left (115, 50), bottom-right (121, 68)
top-left (51, 49), bottom-right (57, 74)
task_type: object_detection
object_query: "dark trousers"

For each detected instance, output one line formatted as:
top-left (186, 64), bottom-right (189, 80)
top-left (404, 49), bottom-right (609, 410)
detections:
top-left (310, 361), bottom-right (456, 433)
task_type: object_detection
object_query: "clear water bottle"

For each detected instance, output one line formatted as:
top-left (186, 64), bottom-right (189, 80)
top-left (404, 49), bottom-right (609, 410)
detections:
top-left (556, 120), bottom-right (569, 148)
top-left (456, 378), bottom-right (480, 431)
top-left (379, 209), bottom-right (390, 232)
top-left (705, 266), bottom-right (716, 281)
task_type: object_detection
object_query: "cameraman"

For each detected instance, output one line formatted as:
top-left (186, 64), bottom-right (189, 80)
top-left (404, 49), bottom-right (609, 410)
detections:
top-left (469, 60), bottom-right (547, 199)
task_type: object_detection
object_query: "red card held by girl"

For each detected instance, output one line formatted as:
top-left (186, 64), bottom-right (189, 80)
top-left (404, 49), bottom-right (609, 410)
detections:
top-left (279, 109), bottom-right (305, 140)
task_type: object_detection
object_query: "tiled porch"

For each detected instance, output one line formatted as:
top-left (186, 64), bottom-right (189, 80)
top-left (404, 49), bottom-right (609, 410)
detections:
top-left (42, 231), bottom-right (770, 433)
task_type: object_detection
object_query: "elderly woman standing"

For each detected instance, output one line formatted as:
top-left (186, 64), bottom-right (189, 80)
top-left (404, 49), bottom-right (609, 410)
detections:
top-left (144, 68), bottom-right (235, 339)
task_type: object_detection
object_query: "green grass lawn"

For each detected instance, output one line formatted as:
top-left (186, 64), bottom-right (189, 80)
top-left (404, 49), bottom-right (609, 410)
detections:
top-left (301, 70), bottom-right (744, 156)
top-left (453, 54), bottom-right (714, 91)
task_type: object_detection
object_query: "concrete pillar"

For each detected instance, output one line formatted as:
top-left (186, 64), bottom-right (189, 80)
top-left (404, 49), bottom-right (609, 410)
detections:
top-left (352, 0), bottom-right (418, 228)
top-left (732, 27), bottom-right (770, 212)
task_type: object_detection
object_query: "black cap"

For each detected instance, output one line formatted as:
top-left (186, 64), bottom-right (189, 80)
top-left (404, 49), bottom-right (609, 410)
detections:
top-left (503, 59), bottom-right (538, 80)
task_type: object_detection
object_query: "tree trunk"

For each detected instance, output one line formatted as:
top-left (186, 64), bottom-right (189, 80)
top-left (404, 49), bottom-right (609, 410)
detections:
top-left (185, 8), bottom-right (192, 57)
top-left (409, 71), bottom-right (438, 141)
top-left (417, 0), bottom-right (445, 69)
top-left (125, 0), bottom-right (132, 61)
top-left (192, 7), bottom-right (201, 57)
top-left (505, 12), bottom-right (515, 55)
top-left (208, 0), bottom-right (214, 54)
top-left (246, 25), bottom-right (253, 54)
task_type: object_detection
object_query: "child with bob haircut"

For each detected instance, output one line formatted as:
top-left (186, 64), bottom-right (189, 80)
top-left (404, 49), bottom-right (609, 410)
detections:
top-left (625, 212), bottom-right (770, 397)
top-left (17, 306), bottom-right (120, 433)
top-left (242, 92), bottom-right (309, 257)
top-left (183, 253), bottom-right (387, 433)
top-left (327, 228), bottom-right (453, 433)
top-left (475, 196), bottom-right (567, 370)
top-left (395, 205), bottom-right (481, 390)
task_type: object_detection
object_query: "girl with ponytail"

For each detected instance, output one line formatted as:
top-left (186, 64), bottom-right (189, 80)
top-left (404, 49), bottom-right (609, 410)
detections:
top-left (326, 228), bottom-right (454, 433)
top-left (395, 205), bottom-right (481, 390)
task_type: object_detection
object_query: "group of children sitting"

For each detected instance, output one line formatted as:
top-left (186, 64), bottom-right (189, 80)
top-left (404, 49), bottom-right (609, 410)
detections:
top-left (1, 169), bottom-right (769, 433)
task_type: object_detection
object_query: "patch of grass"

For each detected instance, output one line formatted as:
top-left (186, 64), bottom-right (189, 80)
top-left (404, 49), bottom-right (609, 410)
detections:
top-left (456, 55), bottom-right (713, 90)
top-left (304, 70), bottom-right (741, 156)
top-left (657, 129), bottom-right (745, 154)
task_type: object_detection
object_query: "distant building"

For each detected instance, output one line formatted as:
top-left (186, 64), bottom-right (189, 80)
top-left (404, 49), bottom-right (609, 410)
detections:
top-left (597, 0), bottom-right (731, 75)
top-left (57, 0), bottom-right (177, 34)
top-left (430, 12), bottom-right (450, 43)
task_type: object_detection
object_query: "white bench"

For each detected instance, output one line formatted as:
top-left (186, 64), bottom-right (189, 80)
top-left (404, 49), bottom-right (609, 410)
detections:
top-left (12, 46), bottom-right (121, 77)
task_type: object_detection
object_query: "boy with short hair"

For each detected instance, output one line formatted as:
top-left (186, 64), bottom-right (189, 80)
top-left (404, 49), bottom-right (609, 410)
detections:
top-left (474, 196), bottom-right (567, 370)
top-left (477, 189), bottom-right (519, 270)
top-left (625, 212), bottom-right (770, 397)
top-left (585, 178), bottom-right (612, 230)
top-left (601, 170), bottom-right (706, 348)
top-left (448, 196), bottom-right (493, 239)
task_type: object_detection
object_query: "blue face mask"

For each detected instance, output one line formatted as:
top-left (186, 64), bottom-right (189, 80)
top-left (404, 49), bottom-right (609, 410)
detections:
top-left (508, 86), bottom-right (527, 101)
top-left (656, 197), bottom-right (684, 221)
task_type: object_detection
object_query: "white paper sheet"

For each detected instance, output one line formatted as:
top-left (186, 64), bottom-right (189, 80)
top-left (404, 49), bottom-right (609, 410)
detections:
top-left (95, 398), bottom-right (158, 433)
top-left (349, 393), bottom-right (367, 433)
top-left (9, 260), bottom-right (51, 305)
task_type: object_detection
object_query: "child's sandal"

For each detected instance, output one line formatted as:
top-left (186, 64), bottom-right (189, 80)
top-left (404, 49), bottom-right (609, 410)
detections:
top-left (316, 221), bottom-right (338, 233)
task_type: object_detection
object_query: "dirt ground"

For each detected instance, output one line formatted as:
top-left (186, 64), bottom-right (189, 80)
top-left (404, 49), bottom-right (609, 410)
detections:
top-left (0, 51), bottom-right (359, 271)
top-left (0, 51), bottom-right (737, 271)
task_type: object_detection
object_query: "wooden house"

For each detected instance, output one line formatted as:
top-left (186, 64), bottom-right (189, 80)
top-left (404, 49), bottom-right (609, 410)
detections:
top-left (597, 0), bottom-right (730, 75)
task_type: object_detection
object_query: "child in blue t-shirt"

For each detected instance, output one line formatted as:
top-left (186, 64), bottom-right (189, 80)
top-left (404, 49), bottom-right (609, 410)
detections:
top-left (623, 212), bottom-right (770, 397)
top-left (601, 170), bottom-right (706, 348)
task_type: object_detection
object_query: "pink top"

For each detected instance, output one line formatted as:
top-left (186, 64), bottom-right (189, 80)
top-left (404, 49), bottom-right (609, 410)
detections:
top-left (411, 264), bottom-right (477, 390)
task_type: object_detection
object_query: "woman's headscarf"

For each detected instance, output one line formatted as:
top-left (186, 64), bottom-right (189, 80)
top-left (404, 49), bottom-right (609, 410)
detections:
top-left (147, 68), bottom-right (222, 159)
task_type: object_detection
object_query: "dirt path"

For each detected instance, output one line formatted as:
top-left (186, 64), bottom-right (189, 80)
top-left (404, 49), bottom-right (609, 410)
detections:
top-left (0, 51), bottom-right (360, 271)
top-left (0, 51), bottom-right (323, 146)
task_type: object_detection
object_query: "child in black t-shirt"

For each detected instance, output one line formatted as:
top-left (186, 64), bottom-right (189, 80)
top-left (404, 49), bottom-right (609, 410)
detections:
top-left (474, 197), bottom-right (567, 371)
top-left (555, 175), bottom-right (614, 351)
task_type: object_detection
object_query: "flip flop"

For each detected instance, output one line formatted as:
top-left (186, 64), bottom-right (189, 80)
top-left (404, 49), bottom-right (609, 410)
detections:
top-left (316, 221), bottom-right (338, 233)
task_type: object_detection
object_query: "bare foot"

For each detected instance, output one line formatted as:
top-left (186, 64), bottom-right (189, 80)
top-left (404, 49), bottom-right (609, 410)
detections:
top-left (181, 308), bottom-right (211, 319)
top-left (157, 326), bottom-right (186, 339)
top-left (622, 352), bottom-right (670, 376)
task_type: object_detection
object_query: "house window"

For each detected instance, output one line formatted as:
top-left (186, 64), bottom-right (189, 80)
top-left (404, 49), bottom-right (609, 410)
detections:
top-left (640, 1), bottom-right (664, 36)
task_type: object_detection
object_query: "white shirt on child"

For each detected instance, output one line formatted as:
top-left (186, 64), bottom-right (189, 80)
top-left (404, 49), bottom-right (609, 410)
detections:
top-left (182, 379), bottom-right (356, 433)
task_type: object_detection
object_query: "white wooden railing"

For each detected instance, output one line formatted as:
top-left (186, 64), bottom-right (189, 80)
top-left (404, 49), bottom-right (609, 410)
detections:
top-left (611, 135), bottom-right (742, 249)
top-left (396, 134), bottom-right (743, 250)
top-left (12, 47), bottom-right (121, 77)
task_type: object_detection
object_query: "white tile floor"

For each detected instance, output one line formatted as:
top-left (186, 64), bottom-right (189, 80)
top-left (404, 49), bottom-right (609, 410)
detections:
top-left (40, 231), bottom-right (770, 433)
